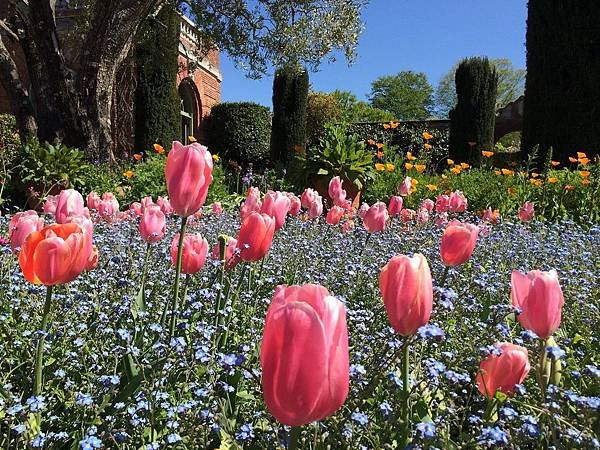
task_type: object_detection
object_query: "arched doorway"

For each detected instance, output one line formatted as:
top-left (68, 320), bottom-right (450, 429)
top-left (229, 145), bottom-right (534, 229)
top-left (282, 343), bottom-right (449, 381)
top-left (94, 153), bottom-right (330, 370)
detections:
top-left (178, 80), bottom-right (199, 143)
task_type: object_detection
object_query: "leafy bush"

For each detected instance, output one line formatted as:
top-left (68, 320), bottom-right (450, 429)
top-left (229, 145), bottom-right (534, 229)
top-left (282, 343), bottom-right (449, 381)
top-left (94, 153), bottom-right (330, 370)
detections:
top-left (208, 102), bottom-right (272, 166)
top-left (0, 114), bottom-right (21, 206)
top-left (306, 92), bottom-right (341, 146)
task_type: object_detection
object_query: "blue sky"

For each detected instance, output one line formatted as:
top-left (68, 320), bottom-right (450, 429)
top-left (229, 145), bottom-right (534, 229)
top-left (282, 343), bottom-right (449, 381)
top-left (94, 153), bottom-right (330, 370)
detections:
top-left (218, 0), bottom-right (527, 107)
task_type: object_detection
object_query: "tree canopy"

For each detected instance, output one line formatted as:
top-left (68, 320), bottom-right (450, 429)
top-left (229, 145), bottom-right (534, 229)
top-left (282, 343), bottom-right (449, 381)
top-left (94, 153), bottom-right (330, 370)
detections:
top-left (368, 71), bottom-right (434, 120)
top-left (435, 58), bottom-right (525, 118)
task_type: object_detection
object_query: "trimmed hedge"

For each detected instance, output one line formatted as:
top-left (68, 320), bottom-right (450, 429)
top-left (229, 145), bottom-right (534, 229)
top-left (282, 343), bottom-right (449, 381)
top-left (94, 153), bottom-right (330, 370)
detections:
top-left (207, 102), bottom-right (272, 166)
top-left (345, 121), bottom-right (450, 169)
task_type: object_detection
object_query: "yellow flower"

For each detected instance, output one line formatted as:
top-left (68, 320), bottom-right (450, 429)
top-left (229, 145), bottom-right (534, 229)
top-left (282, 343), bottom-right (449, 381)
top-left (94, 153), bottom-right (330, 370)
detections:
top-left (424, 143), bottom-right (432, 150)
top-left (385, 163), bottom-right (395, 172)
top-left (579, 170), bottom-right (590, 178)
top-left (375, 163), bottom-right (385, 172)
top-left (547, 177), bottom-right (558, 183)
top-left (406, 151), bottom-right (417, 161)
top-left (405, 163), bottom-right (414, 170)
top-left (188, 135), bottom-right (197, 143)
top-left (426, 184), bottom-right (438, 191)
top-left (460, 162), bottom-right (470, 169)
top-left (450, 166), bottom-right (462, 175)
top-left (481, 150), bottom-right (494, 158)
top-left (212, 154), bottom-right (220, 162)
top-left (529, 178), bottom-right (543, 187)
top-left (581, 178), bottom-right (590, 185)
top-left (411, 178), bottom-right (419, 186)
top-left (153, 143), bottom-right (165, 154)
top-left (422, 131), bottom-right (433, 140)
top-left (576, 151), bottom-right (587, 159)
top-left (551, 161), bottom-right (560, 167)
top-left (441, 174), bottom-right (448, 179)
top-left (494, 170), bottom-right (501, 175)
top-left (415, 164), bottom-right (426, 173)
top-left (446, 159), bottom-right (454, 166)
top-left (123, 170), bottom-right (135, 179)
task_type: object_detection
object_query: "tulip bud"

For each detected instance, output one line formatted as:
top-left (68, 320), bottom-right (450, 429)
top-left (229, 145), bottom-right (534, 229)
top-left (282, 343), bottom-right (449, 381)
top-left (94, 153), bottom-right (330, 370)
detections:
top-left (363, 202), bottom-right (388, 233)
top-left (55, 189), bottom-right (85, 224)
top-left (139, 205), bottom-right (166, 243)
top-left (476, 342), bottom-right (530, 399)
top-left (171, 233), bottom-right (209, 274)
top-left (236, 212), bottom-right (276, 262)
top-left (388, 196), bottom-right (403, 216)
top-left (440, 220), bottom-right (479, 266)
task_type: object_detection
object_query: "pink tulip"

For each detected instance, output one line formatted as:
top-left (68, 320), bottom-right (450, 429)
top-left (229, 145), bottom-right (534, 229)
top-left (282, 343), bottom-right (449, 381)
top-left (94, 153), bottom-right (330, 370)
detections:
top-left (130, 202), bottom-right (142, 216)
top-left (398, 176), bottom-right (413, 197)
top-left (240, 187), bottom-right (262, 220)
top-left (435, 212), bottom-right (448, 228)
top-left (86, 192), bottom-right (101, 210)
top-left (363, 202), bottom-right (388, 233)
top-left (141, 196), bottom-right (154, 211)
top-left (400, 208), bottom-right (416, 223)
top-left (211, 236), bottom-right (238, 264)
top-left (9, 211), bottom-right (44, 253)
top-left (440, 220), bottom-right (479, 266)
top-left (236, 212), bottom-right (276, 262)
top-left (342, 220), bottom-right (355, 233)
top-left (448, 191), bottom-right (468, 213)
top-left (308, 196), bottom-right (323, 219)
top-left (420, 198), bottom-right (435, 212)
top-left (287, 193), bottom-right (301, 216)
top-left (85, 245), bottom-right (99, 271)
top-left (139, 205), bottom-right (166, 243)
top-left (261, 191), bottom-right (291, 230)
top-left (328, 176), bottom-right (347, 207)
top-left (380, 253), bottom-right (433, 336)
top-left (476, 342), bottom-right (530, 399)
top-left (416, 207), bottom-right (429, 225)
top-left (388, 196), bottom-right (403, 216)
top-left (43, 195), bottom-right (58, 215)
top-left (326, 206), bottom-right (345, 225)
top-left (212, 202), bottom-right (223, 215)
top-left (156, 196), bottom-right (174, 215)
top-left (358, 203), bottom-right (370, 219)
top-left (171, 233), bottom-right (209, 274)
top-left (55, 189), bottom-right (85, 224)
top-left (261, 284), bottom-right (349, 426)
top-left (98, 197), bottom-right (119, 221)
top-left (518, 201), bottom-right (535, 222)
top-left (435, 194), bottom-right (450, 213)
top-left (301, 188), bottom-right (319, 209)
top-left (482, 208), bottom-right (500, 224)
top-left (511, 270), bottom-right (564, 339)
top-left (165, 141), bottom-right (213, 217)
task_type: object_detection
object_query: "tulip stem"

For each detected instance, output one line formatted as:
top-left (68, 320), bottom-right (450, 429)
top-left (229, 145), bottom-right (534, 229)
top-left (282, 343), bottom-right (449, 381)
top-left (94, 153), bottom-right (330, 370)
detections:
top-left (439, 266), bottom-right (450, 288)
top-left (289, 426), bottom-right (301, 450)
top-left (401, 342), bottom-right (411, 447)
top-left (168, 216), bottom-right (187, 341)
top-left (537, 338), bottom-right (549, 398)
top-left (34, 285), bottom-right (53, 398)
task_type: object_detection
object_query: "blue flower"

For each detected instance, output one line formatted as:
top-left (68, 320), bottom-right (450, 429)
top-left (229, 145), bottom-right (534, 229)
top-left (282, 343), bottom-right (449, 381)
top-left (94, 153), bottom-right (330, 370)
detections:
top-left (416, 422), bottom-right (436, 439)
top-left (79, 435), bottom-right (102, 449)
top-left (235, 423), bottom-right (255, 441)
top-left (417, 324), bottom-right (445, 339)
top-left (351, 411), bottom-right (369, 425)
top-left (26, 396), bottom-right (46, 412)
top-left (379, 401), bottom-right (393, 417)
top-left (478, 426), bottom-right (508, 446)
top-left (166, 433), bottom-right (181, 444)
top-left (546, 346), bottom-right (566, 360)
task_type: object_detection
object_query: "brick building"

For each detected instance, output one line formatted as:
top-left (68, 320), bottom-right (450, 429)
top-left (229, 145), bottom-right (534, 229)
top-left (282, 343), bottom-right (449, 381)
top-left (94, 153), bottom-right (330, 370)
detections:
top-left (0, 6), bottom-right (221, 148)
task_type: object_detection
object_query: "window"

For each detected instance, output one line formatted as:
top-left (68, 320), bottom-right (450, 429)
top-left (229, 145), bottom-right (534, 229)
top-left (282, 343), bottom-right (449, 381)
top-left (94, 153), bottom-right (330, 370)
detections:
top-left (179, 82), bottom-right (196, 142)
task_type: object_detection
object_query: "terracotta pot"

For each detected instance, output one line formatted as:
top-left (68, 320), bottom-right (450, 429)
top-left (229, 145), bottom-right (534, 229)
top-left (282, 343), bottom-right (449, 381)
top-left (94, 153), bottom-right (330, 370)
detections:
top-left (311, 174), bottom-right (362, 209)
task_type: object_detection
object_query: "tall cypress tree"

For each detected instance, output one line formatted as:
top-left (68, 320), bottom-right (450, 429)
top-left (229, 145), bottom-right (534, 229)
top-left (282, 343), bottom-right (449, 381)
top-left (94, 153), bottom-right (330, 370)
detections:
top-left (270, 66), bottom-right (309, 164)
top-left (449, 57), bottom-right (497, 167)
top-left (521, 0), bottom-right (600, 163)
top-left (134, 3), bottom-right (181, 152)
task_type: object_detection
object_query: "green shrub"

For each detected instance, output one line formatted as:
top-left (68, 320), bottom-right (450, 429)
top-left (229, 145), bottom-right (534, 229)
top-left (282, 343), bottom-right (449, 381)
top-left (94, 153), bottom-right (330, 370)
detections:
top-left (0, 114), bottom-right (21, 206)
top-left (449, 57), bottom-right (498, 166)
top-left (208, 102), bottom-right (272, 166)
top-left (306, 92), bottom-right (341, 146)
top-left (270, 66), bottom-right (309, 162)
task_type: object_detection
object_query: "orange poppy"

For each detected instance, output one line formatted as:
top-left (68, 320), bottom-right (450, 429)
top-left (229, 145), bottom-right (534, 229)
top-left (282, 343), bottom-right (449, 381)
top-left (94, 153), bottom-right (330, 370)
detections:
top-left (460, 162), bottom-right (470, 169)
top-left (579, 157), bottom-right (590, 166)
top-left (530, 172), bottom-right (539, 178)
top-left (422, 131), bottom-right (433, 140)
top-left (564, 184), bottom-right (575, 192)
top-left (426, 184), bottom-right (438, 191)
top-left (405, 163), bottom-right (414, 170)
top-left (133, 153), bottom-right (143, 161)
top-left (367, 139), bottom-right (376, 146)
top-left (579, 170), bottom-right (590, 178)
top-left (441, 174), bottom-right (448, 179)
top-left (377, 151), bottom-right (384, 158)
top-left (576, 152), bottom-right (587, 159)
top-left (501, 168), bottom-right (514, 176)
top-left (581, 178), bottom-right (590, 185)
top-left (550, 161), bottom-right (560, 167)
top-left (406, 152), bottom-right (417, 161)
top-left (383, 123), bottom-right (391, 129)
top-left (376, 143), bottom-right (384, 149)
top-left (123, 170), bottom-right (135, 179)
top-left (415, 164), bottom-right (426, 173)
top-left (481, 150), bottom-right (494, 158)
top-left (188, 135), bottom-right (197, 143)
top-left (568, 157), bottom-right (578, 163)
top-left (424, 143), bottom-right (432, 150)
top-left (385, 163), bottom-right (395, 172)
top-left (450, 166), bottom-right (462, 175)
top-left (547, 177), bottom-right (558, 184)
top-left (153, 143), bottom-right (165, 154)
top-left (390, 121), bottom-right (399, 129)
top-left (446, 159), bottom-right (454, 166)
top-left (375, 163), bottom-right (385, 172)
top-left (494, 170), bottom-right (501, 176)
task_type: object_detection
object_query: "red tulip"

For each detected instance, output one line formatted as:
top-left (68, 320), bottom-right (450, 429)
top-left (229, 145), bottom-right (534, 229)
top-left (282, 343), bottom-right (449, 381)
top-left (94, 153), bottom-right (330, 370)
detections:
top-left (326, 206), bottom-right (345, 225)
top-left (86, 192), bottom-right (101, 210)
top-left (308, 196), bottom-right (323, 219)
top-left (300, 188), bottom-right (319, 209)
top-left (476, 342), bottom-right (530, 398)
top-left (236, 212), bottom-right (276, 262)
top-left (261, 191), bottom-right (291, 230)
top-left (448, 190), bottom-right (468, 213)
top-left (328, 176), bottom-right (347, 207)
top-left (388, 196), bottom-right (403, 216)
top-left (287, 193), bottom-right (301, 216)
top-left (518, 201), bottom-right (535, 222)
top-left (363, 202), bottom-right (388, 233)
top-left (171, 233), bottom-right (209, 274)
top-left (261, 284), bottom-right (349, 426)
top-left (43, 195), bottom-right (58, 215)
top-left (165, 141), bottom-right (213, 217)
top-left (19, 223), bottom-right (91, 285)
top-left (240, 187), bottom-right (262, 220)
top-left (139, 205), bottom-right (166, 243)
top-left (9, 211), bottom-right (44, 253)
top-left (55, 189), bottom-right (85, 224)
top-left (511, 270), bottom-right (564, 339)
top-left (435, 194), bottom-right (450, 213)
top-left (398, 176), bottom-right (412, 197)
top-left (380, 253), bottom-right (433, 336)
top-left (440, 220), bottom-right (479, 266)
